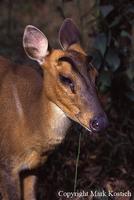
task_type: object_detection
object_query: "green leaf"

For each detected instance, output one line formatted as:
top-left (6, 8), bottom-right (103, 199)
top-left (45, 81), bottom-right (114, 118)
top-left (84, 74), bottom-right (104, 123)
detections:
top-left (98, 70), bottom-right (112, 93)
top-left (94, 33), bottom-right (107, 56)
top-left (114, 39), bottom-right (119, 48)
top-left (99, 71), bottom-right (111, 87)
top-left (105, 49), bottom-right (120, 71)
top-left (120, 30), bottom-right (131, 40)
top-left (126, 65), bottom-right (134, 80)
top-left (126, 6), bottom-right (134, 14)
top-left (109, 16), bottom-right (122, 28)
top-left (100, 5), bottom-right (114, 17)
top-left (91, 51), bottom-right (102, 70)
top-left (125, 92), bottom-right (134, 102)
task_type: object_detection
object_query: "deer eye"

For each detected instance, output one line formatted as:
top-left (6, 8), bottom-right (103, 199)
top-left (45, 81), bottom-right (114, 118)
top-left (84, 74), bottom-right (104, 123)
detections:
top-left (59, 74), bottom-right (75, 93)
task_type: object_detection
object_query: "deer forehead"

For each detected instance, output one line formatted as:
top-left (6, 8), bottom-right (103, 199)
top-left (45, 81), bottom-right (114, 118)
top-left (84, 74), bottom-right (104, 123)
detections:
top-left (43, 47), bottom-right (88, 75)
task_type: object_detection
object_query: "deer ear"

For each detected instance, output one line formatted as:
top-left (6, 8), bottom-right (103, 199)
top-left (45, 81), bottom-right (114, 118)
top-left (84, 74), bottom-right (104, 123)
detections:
top-left (59, 18), bottom-right (80, 50)
top-left (23, 25), bottom-right (49, 64)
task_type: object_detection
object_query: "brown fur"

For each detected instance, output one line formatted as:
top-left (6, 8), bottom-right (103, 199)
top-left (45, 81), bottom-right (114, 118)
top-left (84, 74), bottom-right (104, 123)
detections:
top-left (0, 43), bottom-right (104, 199)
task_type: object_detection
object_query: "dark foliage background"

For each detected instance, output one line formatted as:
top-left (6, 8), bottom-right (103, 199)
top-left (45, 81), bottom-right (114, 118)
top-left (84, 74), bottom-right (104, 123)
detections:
top-left (0, 0), bottom-right (134, 199)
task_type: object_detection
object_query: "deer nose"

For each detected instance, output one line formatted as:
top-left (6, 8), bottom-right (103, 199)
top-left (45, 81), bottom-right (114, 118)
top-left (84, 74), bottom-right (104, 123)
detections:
top-left (90, 114), bottom-right (109, 132)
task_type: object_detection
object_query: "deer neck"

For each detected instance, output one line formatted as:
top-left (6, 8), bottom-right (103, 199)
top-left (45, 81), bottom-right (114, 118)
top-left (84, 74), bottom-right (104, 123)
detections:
top-left (41, 92), bottom-right (71, 146)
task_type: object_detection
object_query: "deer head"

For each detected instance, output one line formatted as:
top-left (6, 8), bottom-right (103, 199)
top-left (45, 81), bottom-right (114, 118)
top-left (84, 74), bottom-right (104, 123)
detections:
top-left (23, 19), bottom-right (108, 133)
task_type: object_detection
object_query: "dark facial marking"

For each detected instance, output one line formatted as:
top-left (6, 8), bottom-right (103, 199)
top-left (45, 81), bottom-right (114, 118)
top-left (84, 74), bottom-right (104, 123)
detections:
top-left (86, 55), bottom-right (93, 65)
top-left (67, 50), bottom-right (94, 74)
top-left (59, 73), bottom-right (75, 93)
top-left (58, 56), bottom-right (80, 75)
top-left (59, 50), bottom-right (95, 90)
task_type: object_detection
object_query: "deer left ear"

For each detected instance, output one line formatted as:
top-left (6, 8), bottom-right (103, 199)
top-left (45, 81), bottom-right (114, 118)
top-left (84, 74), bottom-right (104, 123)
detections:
top-left (59, 18), bottom-right (80, 50)
top-left (23, 25), bottom-right (49, 65)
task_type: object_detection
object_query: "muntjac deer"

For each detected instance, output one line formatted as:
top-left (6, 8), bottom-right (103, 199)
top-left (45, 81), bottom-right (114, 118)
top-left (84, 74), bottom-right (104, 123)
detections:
top-left (0, 19), bottom-right (108, 200)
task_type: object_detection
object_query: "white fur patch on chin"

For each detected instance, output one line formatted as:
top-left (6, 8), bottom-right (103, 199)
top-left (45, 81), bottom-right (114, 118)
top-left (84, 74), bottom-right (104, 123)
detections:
top-left (50, 103), bottom-right (70, 138)
top-left (52, 103), bottom-right (66, 117)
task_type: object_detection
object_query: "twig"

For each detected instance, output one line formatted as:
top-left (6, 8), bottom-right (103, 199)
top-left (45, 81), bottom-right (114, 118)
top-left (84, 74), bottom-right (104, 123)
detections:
top-left (74, 131), bottom-right (82, 192)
